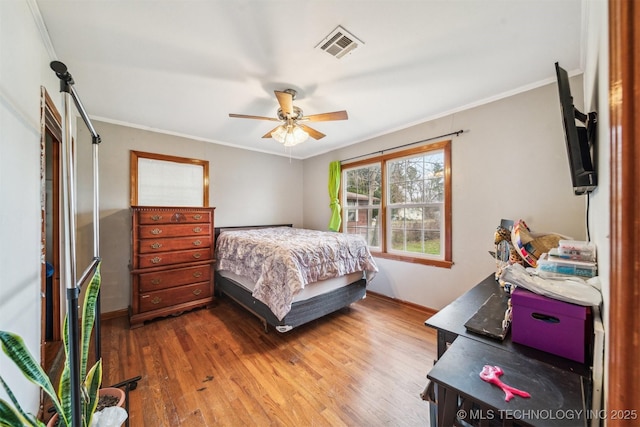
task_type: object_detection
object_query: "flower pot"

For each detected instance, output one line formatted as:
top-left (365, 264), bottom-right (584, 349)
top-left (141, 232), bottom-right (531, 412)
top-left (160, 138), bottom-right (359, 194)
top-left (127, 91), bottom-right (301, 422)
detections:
top-left (46, 387), bottom-right (126, 427)
top-left (97, 387), bottom-right (126, 410)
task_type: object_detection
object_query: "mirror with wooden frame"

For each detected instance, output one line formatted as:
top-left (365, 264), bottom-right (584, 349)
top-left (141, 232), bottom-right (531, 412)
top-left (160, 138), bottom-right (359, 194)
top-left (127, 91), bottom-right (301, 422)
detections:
top-left (130, 150), bottom-right (209, 207)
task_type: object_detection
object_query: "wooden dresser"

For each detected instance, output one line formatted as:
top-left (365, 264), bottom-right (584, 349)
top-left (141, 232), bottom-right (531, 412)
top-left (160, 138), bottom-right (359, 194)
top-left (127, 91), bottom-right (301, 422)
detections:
top-left (129, 205), bottom-right (215, 328)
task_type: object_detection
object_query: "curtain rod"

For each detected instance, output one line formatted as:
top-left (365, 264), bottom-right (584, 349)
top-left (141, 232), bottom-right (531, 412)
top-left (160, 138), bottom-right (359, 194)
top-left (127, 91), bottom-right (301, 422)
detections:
top-left (340, 129), bottom-right (465, 163)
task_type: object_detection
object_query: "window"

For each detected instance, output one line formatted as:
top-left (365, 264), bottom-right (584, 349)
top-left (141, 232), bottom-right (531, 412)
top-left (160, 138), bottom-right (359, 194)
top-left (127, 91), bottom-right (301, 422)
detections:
top-left (130, 151), bottom-right (209, 207)
top-left (341, 141), bottom-right (452, 268)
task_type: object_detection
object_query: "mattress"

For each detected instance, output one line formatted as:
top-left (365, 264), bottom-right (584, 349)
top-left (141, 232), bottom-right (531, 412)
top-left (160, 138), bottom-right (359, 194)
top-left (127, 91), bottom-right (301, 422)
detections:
top-left (217, 270), bottom-right (365, 303)
top-left (215, 227), bottom-right (378, 320)
top-left (215, 271), bottom-right (367, 332)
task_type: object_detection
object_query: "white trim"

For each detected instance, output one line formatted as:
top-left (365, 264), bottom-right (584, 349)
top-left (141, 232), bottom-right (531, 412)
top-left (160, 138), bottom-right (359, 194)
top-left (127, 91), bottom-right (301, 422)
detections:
top-left (308, 75), bottom-right (582, 160)
top-left (26, 0), bottom-right (58, 60)
top-left (90, 115), bottom-right (304, 159)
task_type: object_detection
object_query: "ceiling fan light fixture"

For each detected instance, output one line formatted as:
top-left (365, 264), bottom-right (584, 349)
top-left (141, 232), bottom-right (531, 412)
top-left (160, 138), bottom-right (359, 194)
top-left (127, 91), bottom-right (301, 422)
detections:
top-left (271, 124), bottom-right (309, 147)
top-left (230, 89), bottom-right (347, 144)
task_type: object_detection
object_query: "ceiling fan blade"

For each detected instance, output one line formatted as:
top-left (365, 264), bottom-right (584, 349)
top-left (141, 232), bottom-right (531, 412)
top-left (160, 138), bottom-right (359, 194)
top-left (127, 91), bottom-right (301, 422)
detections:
top-left (262, 126), bottom-right (281, 138)
top-left (229, 113), bottom-right (280, 121)
top-left (298, 124), bottom-right (326, 140)
top-left (302, 110), bottom-right (349, 122)
top-left (274, 90), bottom-right (294, 116)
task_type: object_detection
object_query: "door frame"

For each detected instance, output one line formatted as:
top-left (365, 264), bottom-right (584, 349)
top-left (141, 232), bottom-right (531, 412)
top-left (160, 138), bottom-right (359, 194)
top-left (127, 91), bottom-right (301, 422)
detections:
top-left (40, 87), bottom-right (63, 372)
top-left (608, 0), bottom-right (640, 419)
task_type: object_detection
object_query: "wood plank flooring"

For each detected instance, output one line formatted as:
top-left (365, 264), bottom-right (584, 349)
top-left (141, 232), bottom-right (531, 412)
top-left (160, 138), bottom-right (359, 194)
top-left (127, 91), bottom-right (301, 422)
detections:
top-left (100, 293), bottom-right (438, 426)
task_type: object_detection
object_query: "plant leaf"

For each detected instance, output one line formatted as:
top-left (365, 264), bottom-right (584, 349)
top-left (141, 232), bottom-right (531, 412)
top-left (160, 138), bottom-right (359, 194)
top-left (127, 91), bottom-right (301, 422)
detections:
top-left (83, 360), bottom-right (102, 427)
top-left (0, 397), bottom-right (42, 427)
top-left (0, 331), bottom-right (63, 420)
top-left (59, 314), bottom-right (71, 426)
top-left (0, 265), bottom-right (104, 427)
top-left (0, 375), bottom-right (29, 423)
top-left (58, 263), bottom-right (103, 427)
top-left (80, 263), bottom-right (101, 381)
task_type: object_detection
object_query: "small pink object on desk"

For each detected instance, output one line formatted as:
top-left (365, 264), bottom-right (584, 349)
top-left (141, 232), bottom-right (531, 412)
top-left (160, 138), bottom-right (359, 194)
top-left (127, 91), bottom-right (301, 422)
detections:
top-left (479, 365), bottom-right (531, 402)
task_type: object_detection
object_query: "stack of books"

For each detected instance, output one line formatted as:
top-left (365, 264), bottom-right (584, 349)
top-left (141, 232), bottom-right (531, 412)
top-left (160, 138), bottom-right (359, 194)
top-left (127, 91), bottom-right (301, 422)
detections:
top-left (536, 240), bottom-right (597, 278)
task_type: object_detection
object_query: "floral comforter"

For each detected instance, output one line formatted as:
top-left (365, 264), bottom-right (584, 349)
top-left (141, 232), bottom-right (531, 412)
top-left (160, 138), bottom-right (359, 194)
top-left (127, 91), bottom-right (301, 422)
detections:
top-left (215, 227), bottom-right (378, 320)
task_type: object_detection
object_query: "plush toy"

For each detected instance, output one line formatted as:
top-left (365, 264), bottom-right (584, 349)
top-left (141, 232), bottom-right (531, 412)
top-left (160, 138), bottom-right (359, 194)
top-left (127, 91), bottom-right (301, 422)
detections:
top-left (494, 225), bottom-right (525, 283)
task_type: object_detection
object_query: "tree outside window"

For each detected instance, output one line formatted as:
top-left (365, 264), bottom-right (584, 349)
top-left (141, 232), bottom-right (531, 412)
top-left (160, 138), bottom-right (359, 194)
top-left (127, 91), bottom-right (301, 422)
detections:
top-left (341, 140), bottom-right (452, 268)
top-left (344, 165), bottom-right (381, 249)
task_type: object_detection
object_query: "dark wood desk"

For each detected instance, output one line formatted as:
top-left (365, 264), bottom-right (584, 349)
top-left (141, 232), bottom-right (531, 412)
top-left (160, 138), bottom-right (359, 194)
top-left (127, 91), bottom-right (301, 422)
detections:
top-left (427, 336), bottom-right (586, 426)
top-left (425, 274), bottom-right (590, 377)
top-left (424, 274), bottom-right (590, 427)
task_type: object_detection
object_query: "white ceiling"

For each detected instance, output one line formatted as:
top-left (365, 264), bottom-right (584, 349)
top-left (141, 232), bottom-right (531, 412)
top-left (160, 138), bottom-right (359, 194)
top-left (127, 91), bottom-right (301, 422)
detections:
top-left (35, 0), bottom-right (585, 159)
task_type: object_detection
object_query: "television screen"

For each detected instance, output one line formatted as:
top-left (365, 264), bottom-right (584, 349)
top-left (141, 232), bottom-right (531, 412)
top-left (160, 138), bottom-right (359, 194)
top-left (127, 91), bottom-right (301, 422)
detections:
top-left (554, 62), bottom-right (597, 195)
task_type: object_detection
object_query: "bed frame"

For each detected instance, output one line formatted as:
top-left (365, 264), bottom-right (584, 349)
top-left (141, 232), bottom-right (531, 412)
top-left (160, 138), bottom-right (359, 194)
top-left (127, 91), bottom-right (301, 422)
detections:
top-left (214, 225), bottom-right (367, 332)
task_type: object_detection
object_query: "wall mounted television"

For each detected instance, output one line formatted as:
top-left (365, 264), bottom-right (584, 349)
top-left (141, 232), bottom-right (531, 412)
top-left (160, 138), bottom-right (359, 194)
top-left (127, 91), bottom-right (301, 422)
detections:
top-left (554, 62), bottom-right (597, 195)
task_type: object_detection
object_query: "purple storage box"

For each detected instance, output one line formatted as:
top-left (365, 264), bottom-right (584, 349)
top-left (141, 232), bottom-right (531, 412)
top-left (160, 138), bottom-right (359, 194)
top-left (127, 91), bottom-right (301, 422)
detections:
top-left (511, 287), bottom-right (591, 363)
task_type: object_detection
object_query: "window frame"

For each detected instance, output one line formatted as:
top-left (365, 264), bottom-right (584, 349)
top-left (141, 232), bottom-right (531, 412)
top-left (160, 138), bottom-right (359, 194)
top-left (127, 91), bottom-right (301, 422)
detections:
top-left (340, 140), bottom-right (452, 268)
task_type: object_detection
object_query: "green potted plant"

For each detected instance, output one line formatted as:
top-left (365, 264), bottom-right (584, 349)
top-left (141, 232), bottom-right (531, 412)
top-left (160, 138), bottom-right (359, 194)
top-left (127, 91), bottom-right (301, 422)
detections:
top-left (0, 263), bottom-right (123, 426)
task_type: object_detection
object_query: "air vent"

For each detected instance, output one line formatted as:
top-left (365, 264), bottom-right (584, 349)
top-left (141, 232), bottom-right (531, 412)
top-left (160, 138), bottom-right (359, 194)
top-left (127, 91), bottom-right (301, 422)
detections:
top-left (316, 25), bottom-right (364, 59)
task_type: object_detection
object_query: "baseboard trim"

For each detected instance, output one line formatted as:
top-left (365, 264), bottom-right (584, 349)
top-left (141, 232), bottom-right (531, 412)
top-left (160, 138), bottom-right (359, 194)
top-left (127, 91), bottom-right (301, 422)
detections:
top-left (101, 308), bottom-right (128, 321)
top-left (366, 290), bottom-right (438, 318)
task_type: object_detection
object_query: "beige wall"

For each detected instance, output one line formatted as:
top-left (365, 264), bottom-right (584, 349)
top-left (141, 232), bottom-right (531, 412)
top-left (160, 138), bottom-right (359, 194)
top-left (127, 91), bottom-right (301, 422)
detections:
top-left (303, 78), bottom-right (589, 310)
top-left (84, 77), bottom-right (592, 315)
top-left (76, 121), bottom-right (304, 313)
top-left (86, 79), bottom-right (591, 314)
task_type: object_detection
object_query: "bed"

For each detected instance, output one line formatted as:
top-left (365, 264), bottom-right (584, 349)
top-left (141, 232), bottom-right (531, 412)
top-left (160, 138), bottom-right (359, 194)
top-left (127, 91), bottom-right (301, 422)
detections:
top-left (214, 225), bottom-right (378, 332)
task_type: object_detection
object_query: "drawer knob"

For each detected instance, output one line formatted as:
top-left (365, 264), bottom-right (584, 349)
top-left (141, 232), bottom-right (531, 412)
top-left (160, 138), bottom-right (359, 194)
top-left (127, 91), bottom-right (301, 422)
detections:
top-left (150, 228), bottom-right (163, 235)
top-left (150, 215), bottom-right (163, 221)
top-left (193, 214), bottom-right (203, 220)
top-left (151, 278), bottom-right (161, 285)
top-left (193, 253), bottom-right (202, 259)
top-left (193, 240), bottom-right (202, 246)
top-left (151, 297), bottom-right (162, 305)
top-left (193, 289), bottom-right (202, 296)
top-left (150, 242), bottom-right (163, 249)
top-left (193, 271), bottom-right (203, 278)
top-left (193, 227), bottom-right (203, 233)
top-left (150, 257), bottom-right (162, 264)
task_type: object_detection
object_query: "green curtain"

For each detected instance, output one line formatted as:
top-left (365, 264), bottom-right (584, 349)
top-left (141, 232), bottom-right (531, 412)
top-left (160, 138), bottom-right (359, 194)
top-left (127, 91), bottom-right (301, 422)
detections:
top-left (328, 161), bottom-right (342, 231)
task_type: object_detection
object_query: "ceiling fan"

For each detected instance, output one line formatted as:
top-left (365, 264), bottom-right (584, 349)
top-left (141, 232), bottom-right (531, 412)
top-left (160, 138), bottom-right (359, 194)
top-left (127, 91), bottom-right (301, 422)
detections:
top-left (229, 89), bottom-right (348, 146)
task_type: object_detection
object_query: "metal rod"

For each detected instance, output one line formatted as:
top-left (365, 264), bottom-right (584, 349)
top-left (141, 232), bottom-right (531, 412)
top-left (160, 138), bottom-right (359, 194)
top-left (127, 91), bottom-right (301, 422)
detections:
top-left (69, 84), bottom-right (99, 139)
top-left (65, 287), bottom-right (82, 427)
top-left (340, 129), bottom-right (465, 163)
top-left (77, 257), bottom-right (101, 289)
top-left (92, 139), bottom-right (100, 257)
top-left (61, 88), bottom-right (83, 427)
top-left (92, 139), bottom-right (101, 360)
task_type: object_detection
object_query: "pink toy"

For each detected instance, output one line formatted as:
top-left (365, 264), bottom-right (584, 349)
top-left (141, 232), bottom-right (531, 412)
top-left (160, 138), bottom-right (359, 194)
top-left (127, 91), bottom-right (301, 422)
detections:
top-left (479, 365), bottom-right (531, 402)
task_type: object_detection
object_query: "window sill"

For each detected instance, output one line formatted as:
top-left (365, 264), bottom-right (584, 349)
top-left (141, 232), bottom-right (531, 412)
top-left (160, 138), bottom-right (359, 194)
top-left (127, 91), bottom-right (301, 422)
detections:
top-left (371, 252), bottom-right (453, 269)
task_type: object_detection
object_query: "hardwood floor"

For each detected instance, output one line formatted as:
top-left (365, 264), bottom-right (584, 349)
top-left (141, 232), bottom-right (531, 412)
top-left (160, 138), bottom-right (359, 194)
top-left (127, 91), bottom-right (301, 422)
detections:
top-left (100, 293), bottom-right (438, 426)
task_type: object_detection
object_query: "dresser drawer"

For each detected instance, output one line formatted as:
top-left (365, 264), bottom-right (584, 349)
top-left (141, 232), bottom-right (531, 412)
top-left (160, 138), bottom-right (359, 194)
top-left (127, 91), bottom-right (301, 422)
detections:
top-left (130, 205), bottom-right (215, 328)
top-left (136, 248), bottom-right (213, 268)
top-left (137, 209), bottom-right (212, 225)
top-left (138, 223), bottom-right (211, 239)
top-left (138, 264), bottom-right (212, 292)
top-left (139, 282), bottom-right (212, 312)
top-left (138, 236), bottom-right (212, 253)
